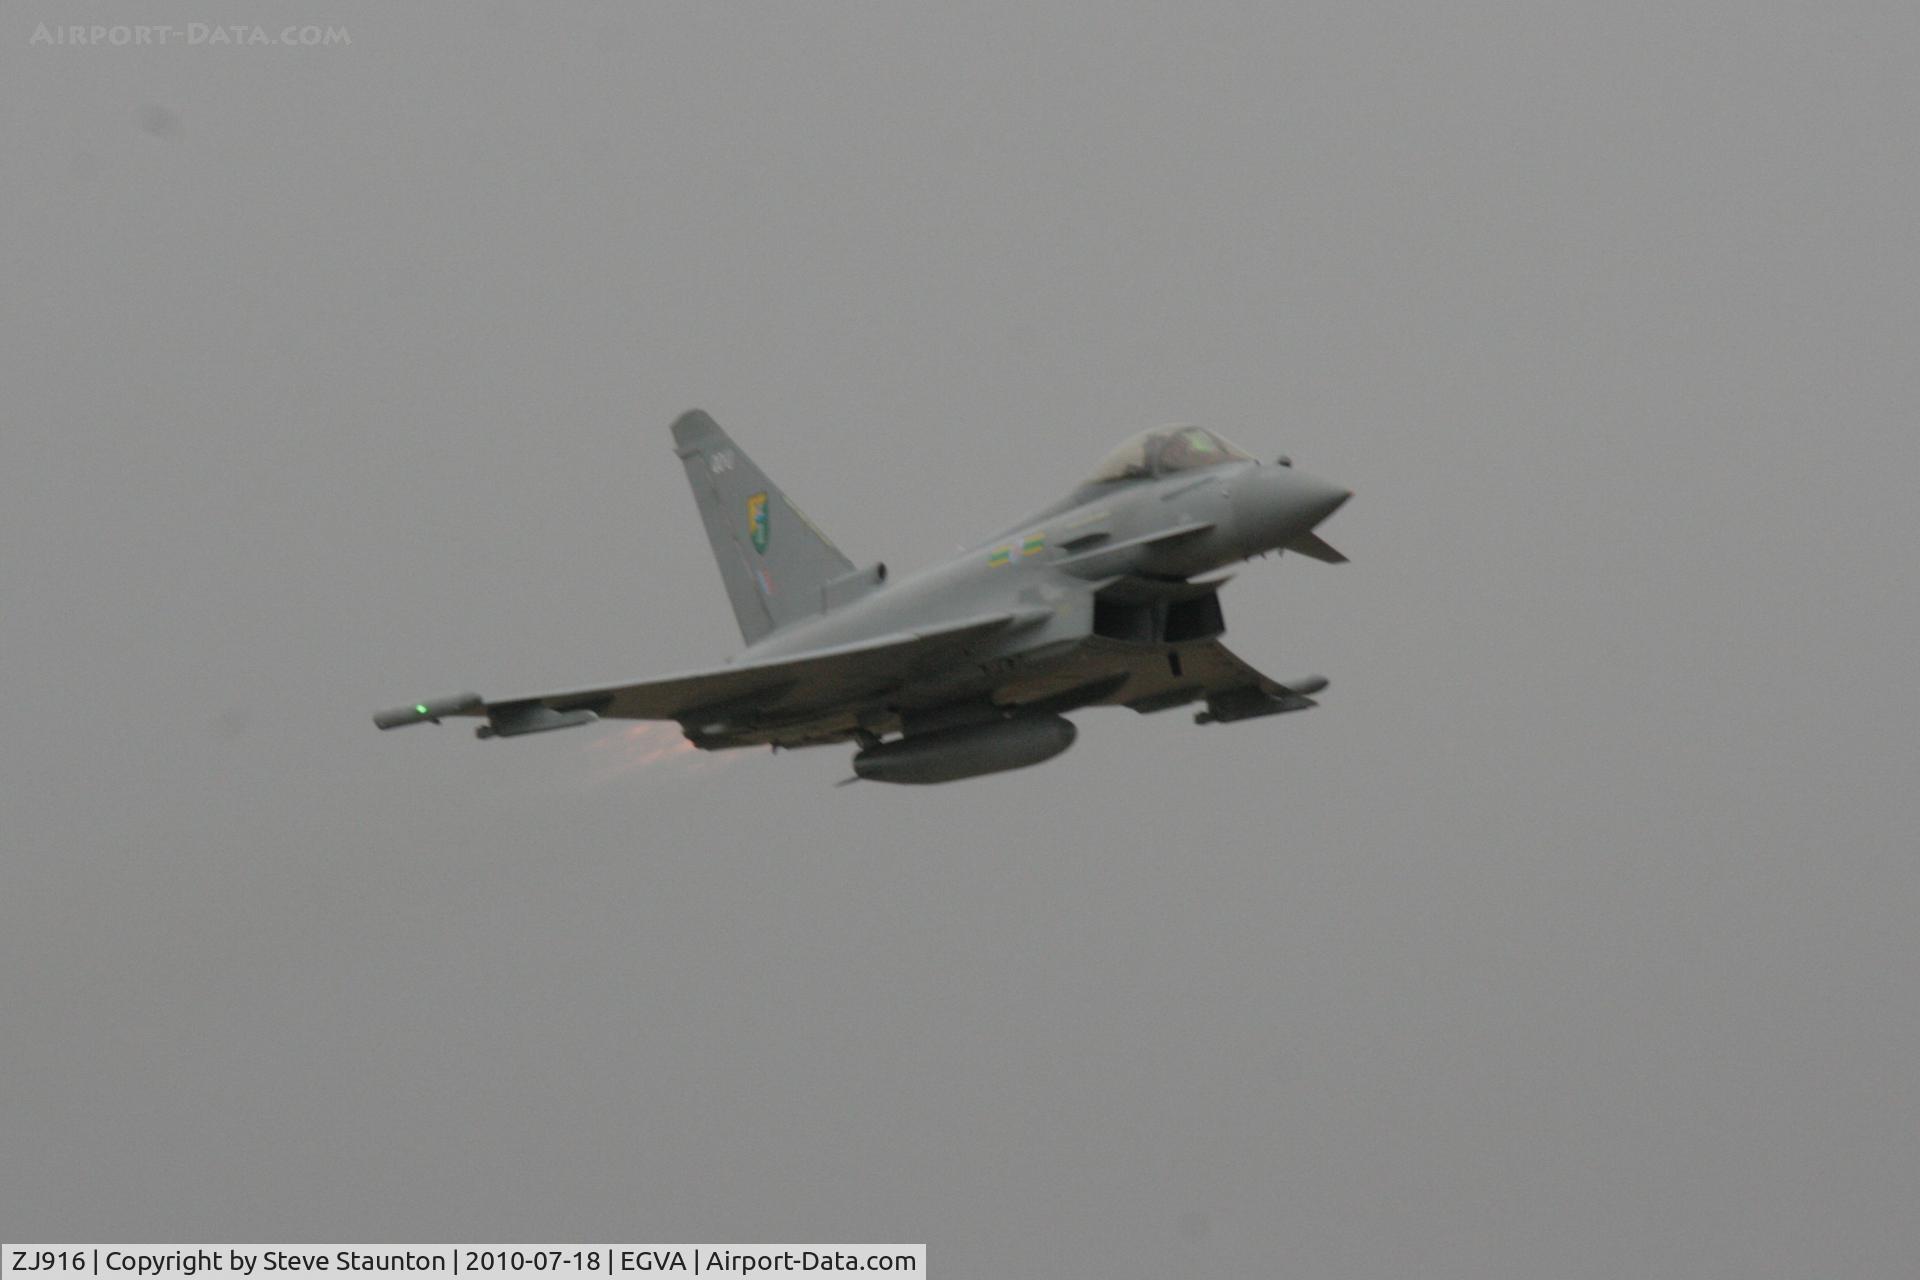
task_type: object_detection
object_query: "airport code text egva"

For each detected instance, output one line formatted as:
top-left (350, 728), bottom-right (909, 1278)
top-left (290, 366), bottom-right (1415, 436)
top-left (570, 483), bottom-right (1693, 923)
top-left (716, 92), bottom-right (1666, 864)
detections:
top-left (6, 1253), bottom-right (919, 1276)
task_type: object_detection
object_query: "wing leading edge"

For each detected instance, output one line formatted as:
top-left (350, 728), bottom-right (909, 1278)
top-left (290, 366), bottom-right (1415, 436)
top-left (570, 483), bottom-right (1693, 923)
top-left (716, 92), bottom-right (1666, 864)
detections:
top-left (993, 633), bottom-right (1325, 725)
top-left (373, 608), bottom-right (1046, 742)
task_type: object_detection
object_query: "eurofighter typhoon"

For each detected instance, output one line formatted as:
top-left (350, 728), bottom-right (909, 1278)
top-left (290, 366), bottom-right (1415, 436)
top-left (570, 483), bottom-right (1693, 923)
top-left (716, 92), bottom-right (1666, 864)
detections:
top-left (375, 411), bottom-right (1351, 784)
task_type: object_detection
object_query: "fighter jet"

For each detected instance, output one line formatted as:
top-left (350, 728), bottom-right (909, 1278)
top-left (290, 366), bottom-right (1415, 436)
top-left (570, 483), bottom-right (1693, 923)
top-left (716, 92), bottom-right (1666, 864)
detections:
top-left (375, 410), bottom-right (1350, 784)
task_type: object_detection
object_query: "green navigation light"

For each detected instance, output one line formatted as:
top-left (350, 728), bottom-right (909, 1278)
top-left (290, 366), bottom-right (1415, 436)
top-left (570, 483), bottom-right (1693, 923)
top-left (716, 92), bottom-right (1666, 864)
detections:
top-left (415, 705), bottom-right (429, 715)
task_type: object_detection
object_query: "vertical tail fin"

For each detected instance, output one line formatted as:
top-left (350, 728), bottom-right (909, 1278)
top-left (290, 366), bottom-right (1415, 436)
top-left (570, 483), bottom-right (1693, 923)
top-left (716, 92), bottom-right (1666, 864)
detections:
top-left (671, 409), bottom-right (856, 645)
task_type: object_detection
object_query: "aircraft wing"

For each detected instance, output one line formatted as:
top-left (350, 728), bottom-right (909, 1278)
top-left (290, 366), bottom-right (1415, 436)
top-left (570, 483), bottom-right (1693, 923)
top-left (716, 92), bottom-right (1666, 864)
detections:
top-left (994, 634), bottom-right (1325, 723)
top-left (375, 609), bottom-right (1045, 740)
top-left (1188, 638), bottom-right (1315, 700)
top-left (1149, 638), bottom-right (1327, 723)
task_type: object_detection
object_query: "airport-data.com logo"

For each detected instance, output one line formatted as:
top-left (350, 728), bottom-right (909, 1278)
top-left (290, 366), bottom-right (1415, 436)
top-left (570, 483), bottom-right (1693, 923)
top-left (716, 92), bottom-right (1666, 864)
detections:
top-left (29, 23), bottom-right (351, 48)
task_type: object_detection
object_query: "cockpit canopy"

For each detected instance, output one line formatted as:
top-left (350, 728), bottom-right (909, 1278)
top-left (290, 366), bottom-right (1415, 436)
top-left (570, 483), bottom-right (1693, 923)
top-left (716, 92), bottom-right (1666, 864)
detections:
top-left (1086, 426), bottom-right (1255, 485)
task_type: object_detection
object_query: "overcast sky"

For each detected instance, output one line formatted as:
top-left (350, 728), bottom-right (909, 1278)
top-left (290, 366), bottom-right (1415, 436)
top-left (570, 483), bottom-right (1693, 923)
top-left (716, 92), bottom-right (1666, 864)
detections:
top-left (4, 2), bottom-right (1917, 1274)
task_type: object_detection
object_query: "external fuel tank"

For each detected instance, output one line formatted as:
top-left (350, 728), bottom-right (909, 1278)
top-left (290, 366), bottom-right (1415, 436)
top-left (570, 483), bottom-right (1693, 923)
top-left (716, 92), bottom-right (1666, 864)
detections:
top-left (852, 715), bottom-right (1077, 785)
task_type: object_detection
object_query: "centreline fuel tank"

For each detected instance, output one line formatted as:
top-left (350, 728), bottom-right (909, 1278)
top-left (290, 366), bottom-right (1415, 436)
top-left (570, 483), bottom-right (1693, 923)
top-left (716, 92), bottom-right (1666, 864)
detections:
top-left (852, 714), bottom-right (1077, 785)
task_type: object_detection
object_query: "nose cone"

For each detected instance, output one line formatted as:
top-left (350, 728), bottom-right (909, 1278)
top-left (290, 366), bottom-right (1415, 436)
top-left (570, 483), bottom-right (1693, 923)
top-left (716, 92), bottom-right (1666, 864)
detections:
top-left (1232, 466), bottom-right (1351, 555)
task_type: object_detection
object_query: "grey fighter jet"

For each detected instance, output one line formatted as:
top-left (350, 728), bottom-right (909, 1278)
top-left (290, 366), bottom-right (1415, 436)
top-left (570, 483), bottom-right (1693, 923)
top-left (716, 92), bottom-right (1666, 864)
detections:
top-left (375, 411), bottom-right (1351, 784)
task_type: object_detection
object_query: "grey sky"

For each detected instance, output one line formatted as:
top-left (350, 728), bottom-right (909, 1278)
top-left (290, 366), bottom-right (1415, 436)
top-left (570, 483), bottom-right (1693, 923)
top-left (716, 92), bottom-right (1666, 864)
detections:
top-left (4, 2), bottom-right (1917, 1274)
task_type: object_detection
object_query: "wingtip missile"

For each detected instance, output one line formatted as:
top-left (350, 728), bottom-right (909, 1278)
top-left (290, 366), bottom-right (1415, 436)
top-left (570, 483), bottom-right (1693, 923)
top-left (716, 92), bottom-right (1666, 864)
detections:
top-left (373, 692), bottom-right (483, 730)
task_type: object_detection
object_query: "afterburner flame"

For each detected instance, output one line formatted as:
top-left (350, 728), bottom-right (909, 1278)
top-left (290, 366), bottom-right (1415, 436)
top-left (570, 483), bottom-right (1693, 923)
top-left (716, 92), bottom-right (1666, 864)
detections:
top-left (573, 722), bottom-right (739, 789)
